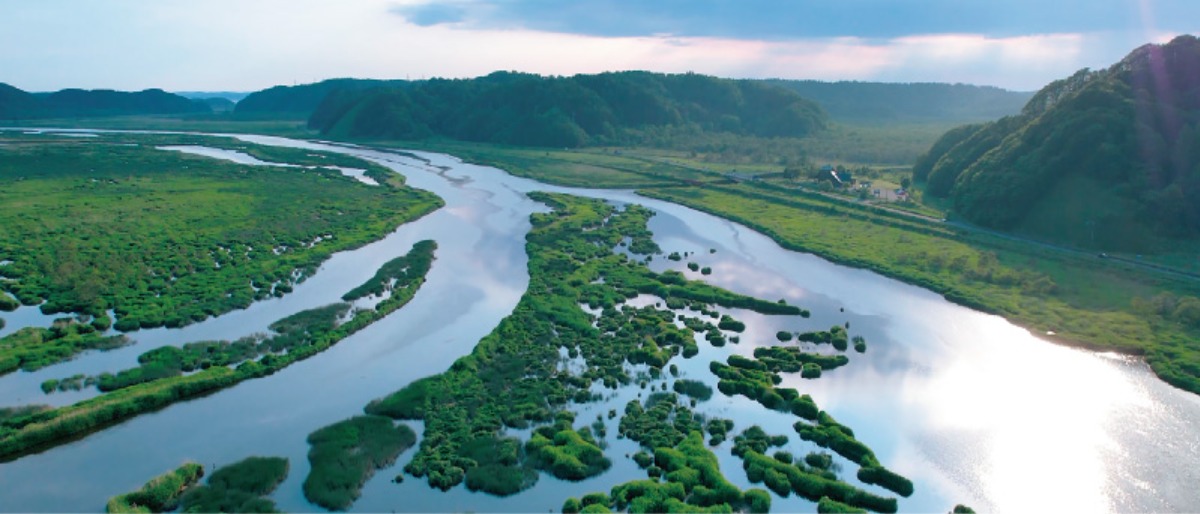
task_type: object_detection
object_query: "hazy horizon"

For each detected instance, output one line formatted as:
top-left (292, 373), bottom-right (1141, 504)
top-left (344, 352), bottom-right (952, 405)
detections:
top-left (2, 0), bottom-right (1194, 93)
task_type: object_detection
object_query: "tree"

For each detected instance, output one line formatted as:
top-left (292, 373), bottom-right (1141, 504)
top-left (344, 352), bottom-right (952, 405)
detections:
top-left (900, 176), bottom-right (911, 190)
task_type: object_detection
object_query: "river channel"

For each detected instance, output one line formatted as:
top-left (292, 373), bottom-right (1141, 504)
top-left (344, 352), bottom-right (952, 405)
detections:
top-left (0, 132), bottom-right (1197, 513)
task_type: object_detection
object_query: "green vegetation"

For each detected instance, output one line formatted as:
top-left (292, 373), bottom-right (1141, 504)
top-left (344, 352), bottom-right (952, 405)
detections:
top-left (0, 293), bottom-right (18, 311)
top-left (180, 456), bottom-right (288, 513)
top-left (852, 336), bottom-right (867, 353)
top-left (41, 373), bottom-right (95, 394)
top-left (4, 116), bottom-right (312, 137)
top-left (672, 379), bottom-right (713, 401)
top-left (916, 36), bottom-right (1200, 251)
top-left (711, 348), bottom-right (850, 419)
top-left (798, 326), bottom-right (850, 352)
top-left (0, 132), bottom-right (441, 362)
top-left (365, 193), bottom-right (799, 495)
top-left (716, 315), bottom-right (745, 332)
top-left (710, 347), bottom-right (914, 499)
top-left (806, 452), bottom-right (834, 470)
top-left (571, 394), bottom-right (770, 514)
top-left (461, 436), bottom-right (539, 495)
top-left (303, 416), bottom-right (416, 511)
top-left (371, 117), bottom-right (1200, 393)
top-left (0, 405), bottom-right (50, 425)
top-left (310, 71), bottom-right (827, 148)
top-left (795, 412), bottom-right (914, 497)
top-left (342, 240), bottom-right (437, 301)
top-left (1, 319), bottom-right (130, 375)
top-left (817, 496), bottom-right (868, 513)
top-left (236, 78), bottom-right (405, 119)
top-left (641, 183), bottom-right (1200, 394)
top-left (736, 431), bottom-right (897, 513)
top-left (0, 83), bottom-right (209, 120)
top-left (0, 242), bottom-right (436, 461)
top-left (527, 412), bottom-right (611, 481)
top-left (106, 462), bottom-right (204, 513)
top-left (767, 80), bottom-right (1030, 126)
top-left (93, 302), bottom-right (348, 393)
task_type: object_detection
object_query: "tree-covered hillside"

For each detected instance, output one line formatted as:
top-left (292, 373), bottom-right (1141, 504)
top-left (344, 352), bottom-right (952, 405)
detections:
top-left (0, 84), bottom-right (210, 119)
top-left (234, 78), bottom-right (407, 118)
top-left (0, 84), bottom-right (211, 120)
top-left (768, 80), bottom-right (1032, 124)
top-left (0, 83), bottom-right (44, 119)
top-left (306, 71), bottom-right (829, 148)
top-left (915, 35), bottom-right (1200, 250)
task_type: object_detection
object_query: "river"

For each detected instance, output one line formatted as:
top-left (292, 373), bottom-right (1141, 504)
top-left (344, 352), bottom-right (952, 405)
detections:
top-left (0, 132), bottom-right (1197, 513)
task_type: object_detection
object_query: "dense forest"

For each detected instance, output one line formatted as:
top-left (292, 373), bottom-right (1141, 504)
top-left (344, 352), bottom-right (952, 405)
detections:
top-left (0, 84), bottom-right (210, 119)
top-left (305, 71), bottom-right (830, 147)
top-left (234, 78), bottom-right (406, 118)
top-left (767, 80), bottom-right (1032, 124)
top-left (915, 35), bottom-right (1200, 250)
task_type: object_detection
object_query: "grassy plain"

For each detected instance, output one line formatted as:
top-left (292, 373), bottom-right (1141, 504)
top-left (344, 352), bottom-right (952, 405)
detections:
top-left (5, 115), bottom-right (312, 137)
top-left (0, 132), bottom-right (441, 369)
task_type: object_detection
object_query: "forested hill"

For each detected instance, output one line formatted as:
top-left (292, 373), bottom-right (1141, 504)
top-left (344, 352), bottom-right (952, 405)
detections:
top-left (0, 84), bottom-right (209, 119)
top-left (914, 35), bottom-right (1200, 251)
top-left (233, 78), bottom-right (407, 118)
top-left (767, 80), bottom-right (1032, 124)
top-left (306, 71), bottom-right (829, 147)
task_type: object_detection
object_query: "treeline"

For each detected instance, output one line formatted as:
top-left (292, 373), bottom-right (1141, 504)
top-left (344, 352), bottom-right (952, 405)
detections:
top-left (0, 83), bottom-right (210, 119)
top-left (307, 71), bottom-right (829, 147)
top-left (234, 78), bottom-right (407, 118)
top-left (914, 35), bottom-right (1200, 250)
top-left (767, 80), bottom-right (1031, 124)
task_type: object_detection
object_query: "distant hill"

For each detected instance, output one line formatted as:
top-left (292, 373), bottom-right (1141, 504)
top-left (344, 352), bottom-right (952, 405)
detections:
top-left (767, 80), bottom-right (1032, 124)
top-left (0, 84), bottom-right (209, 119)
top-left (174, 91), bottom-right (249, 102)
top-left (308, 71), bottom-right (829, 147)
top-left (0, 83), bottom-right (44, 119)
top-left (234, 78), bottom-right (407, 118)
top-left (915, 35), bottom-right (1200, 250)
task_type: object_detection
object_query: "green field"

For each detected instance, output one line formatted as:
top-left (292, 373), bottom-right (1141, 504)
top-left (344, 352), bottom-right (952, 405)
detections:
top-left (0, 132), bottom-right (441, 370)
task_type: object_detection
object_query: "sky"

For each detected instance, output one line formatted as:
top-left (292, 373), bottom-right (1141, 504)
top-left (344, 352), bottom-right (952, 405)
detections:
top-left (0, 0), bottom-right (1195, 93)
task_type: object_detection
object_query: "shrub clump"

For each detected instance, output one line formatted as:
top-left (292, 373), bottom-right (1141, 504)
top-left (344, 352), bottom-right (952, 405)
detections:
top-left (106, 462), bottom-right (204, 513)
top-left (303, 416), bottom-right (416, 511)
top-left (180, 456), bottom-right (288, 513)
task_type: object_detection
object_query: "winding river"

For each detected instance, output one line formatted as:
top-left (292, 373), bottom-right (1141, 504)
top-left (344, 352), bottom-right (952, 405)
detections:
top-left (0, 133), bottom-right (1197, 513)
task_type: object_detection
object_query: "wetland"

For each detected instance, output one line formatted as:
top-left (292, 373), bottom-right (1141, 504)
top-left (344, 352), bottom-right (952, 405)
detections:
top-left (0, 131), bottom-right (1197, 513)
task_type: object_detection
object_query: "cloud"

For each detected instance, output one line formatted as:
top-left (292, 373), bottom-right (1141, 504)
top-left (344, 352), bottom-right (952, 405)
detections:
top-left (0, 0), bottom-right (1190, 92)
top-left (389, 2), bottom-right (468, 27)
top-left (387, 0), bottom-right (1196, 40)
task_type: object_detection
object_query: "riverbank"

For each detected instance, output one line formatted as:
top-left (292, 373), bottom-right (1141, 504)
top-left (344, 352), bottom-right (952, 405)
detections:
top-left (351, 138), bottom-right (1200, 396)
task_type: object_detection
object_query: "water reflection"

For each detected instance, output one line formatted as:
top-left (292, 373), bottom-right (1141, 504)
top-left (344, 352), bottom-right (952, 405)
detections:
top-left (0, 134), bottom-right (1196, 513)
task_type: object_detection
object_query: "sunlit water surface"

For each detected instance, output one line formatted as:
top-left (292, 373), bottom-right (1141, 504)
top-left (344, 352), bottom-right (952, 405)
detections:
top-left (0, 132), bottom-right (1195, 513)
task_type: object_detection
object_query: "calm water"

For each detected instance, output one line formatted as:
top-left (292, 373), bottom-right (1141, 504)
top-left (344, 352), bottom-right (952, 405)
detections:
top-left (0, 133), bottom-right (1196, 512)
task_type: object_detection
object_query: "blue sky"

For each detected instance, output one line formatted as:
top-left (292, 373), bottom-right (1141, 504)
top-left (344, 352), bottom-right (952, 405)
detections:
top-left (0, 0), bottom-right (1194, 92)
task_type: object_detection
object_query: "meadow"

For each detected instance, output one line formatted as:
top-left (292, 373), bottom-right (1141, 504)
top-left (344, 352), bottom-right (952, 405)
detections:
top-left (0, 132), bottom-right (441, 370)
